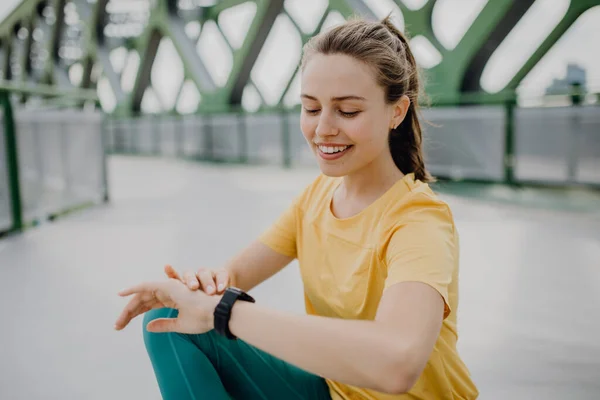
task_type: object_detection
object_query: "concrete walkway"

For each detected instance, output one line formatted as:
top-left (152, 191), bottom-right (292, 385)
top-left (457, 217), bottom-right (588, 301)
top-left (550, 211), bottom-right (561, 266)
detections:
top-left (1, 155), bottom-right (599, 399)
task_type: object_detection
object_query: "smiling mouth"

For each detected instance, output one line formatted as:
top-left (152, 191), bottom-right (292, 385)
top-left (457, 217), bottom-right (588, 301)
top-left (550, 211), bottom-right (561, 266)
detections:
top-left (314, 144), bottom-right (354, 160)
top-left (316, 144), bottom-right (353, 154)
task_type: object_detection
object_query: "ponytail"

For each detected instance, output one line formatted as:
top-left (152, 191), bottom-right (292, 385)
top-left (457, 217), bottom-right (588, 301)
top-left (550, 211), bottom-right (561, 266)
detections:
top-left (381, 15), bottom-right (433, 183)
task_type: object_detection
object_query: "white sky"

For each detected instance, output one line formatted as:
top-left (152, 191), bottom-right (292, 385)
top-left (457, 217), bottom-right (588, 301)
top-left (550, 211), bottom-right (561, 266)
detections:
top-left (1, 0), bottom-right (598, 110)
top-left (0, 0), bottom-right (20, 20)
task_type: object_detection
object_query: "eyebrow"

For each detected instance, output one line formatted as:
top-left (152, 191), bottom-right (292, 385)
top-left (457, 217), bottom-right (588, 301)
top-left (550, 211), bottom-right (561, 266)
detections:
top-left (300, 94), bottom-right (366, 102)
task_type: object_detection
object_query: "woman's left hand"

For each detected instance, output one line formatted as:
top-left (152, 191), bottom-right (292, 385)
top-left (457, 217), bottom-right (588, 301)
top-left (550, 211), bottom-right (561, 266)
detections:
top-left (114, 278), bottom-right (220, 334)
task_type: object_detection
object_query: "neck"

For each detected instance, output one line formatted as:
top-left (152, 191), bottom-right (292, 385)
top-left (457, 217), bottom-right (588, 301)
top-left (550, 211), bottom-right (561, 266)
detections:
top-left (341, 150), bottom-right (404, 199)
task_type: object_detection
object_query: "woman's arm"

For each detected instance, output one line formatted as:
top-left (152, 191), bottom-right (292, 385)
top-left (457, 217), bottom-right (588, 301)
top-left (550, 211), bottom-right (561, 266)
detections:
top-left (115, 272), bottom-right (444, 393)
top-left (168, 240), bottom-right (294, 295)
top-left (223, 240), bottom-right (294, 292)
top-left (227, 281), bottom-right (445, 395)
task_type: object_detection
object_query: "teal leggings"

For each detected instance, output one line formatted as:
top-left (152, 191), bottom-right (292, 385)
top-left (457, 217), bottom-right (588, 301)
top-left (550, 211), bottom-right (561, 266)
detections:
top-left (143, 308), bottom-right (333, 400)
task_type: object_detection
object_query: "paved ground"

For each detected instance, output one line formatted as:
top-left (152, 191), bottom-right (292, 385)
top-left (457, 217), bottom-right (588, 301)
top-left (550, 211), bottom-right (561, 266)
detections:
top-left (1, 155), bottom-right (599, 399)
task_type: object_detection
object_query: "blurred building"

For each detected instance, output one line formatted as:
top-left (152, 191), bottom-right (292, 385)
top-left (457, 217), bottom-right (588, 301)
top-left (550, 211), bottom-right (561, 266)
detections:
top-left (546, 63), bottom-right (587, 95)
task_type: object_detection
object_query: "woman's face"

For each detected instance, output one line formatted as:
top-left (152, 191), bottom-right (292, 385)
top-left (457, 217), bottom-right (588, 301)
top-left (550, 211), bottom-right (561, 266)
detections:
top-left (300, 53), bottom-right (406, 178)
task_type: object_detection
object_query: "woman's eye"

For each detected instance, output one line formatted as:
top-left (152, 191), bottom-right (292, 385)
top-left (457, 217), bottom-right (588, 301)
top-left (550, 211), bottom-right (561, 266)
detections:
top-left (304, 108), bottom-right (320, 115)
top-left (340, 110), bottom-right (360, 117)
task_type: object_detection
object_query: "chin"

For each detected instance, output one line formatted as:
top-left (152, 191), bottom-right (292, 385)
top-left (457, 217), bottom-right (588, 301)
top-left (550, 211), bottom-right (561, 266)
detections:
top-left (315, 162), bottom-right (351, 178)
top-left (319, 169), bottom-right (346, 178)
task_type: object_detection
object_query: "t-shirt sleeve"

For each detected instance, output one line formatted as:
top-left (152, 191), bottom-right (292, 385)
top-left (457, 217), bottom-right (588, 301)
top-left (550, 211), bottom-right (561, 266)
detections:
top-left (258, 199), bottom-right (299, 258)
top-left (383, 199), bottom-right (456, 319)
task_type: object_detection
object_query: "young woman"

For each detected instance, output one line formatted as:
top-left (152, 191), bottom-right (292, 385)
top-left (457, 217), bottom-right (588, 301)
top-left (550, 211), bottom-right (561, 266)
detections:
top-left (115, 16), bottom-right (479, 400)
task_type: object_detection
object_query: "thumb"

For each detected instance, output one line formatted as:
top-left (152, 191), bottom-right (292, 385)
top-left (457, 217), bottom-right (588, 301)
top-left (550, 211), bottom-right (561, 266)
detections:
top-left (215, 270), bottom-right (230, 293)
top-left (146, 317), bottom-right (180, 333)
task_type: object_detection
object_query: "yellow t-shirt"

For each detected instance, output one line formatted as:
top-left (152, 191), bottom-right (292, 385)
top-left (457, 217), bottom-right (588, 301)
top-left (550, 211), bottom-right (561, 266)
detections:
top-left (259, 173), bottom-right (478, 400)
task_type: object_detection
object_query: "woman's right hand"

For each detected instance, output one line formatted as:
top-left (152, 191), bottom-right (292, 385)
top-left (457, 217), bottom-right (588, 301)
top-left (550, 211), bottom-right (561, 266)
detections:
top-left (164, 264), bottom-right (231, 295)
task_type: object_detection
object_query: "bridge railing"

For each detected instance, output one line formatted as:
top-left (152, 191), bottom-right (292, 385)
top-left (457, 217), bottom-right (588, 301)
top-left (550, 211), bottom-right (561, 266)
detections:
top-left (0, 83), bottom-right (108, 235)
top-left (104, 98), bottom-right (600, 188)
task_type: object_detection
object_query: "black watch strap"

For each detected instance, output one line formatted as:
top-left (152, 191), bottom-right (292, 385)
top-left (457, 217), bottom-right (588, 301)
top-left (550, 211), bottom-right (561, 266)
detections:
top-left (213, 287), bottom-right (255, 339)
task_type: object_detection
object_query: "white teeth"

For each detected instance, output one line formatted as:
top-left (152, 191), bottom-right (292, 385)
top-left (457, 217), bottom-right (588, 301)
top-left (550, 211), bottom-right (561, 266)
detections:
top-left (318, 145), bottom-right (349, 154)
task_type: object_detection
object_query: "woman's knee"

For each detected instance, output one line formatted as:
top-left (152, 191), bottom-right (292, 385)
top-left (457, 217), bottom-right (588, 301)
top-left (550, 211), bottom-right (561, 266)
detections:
top-left (142, 308), bottom-right (220, 363)
top-left (142, 308), bottom-right (179, 351)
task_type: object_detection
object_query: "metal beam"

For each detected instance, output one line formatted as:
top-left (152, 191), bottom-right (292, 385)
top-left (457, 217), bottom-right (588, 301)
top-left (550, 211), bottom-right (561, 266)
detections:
top-left (130, 28), bottom-right (161, 113)
top-left (165, 15), bottom-right (216, 92)
top-left (0, 40), bottom-right (6, 79)
top-left (0, 90), bottom-right (22, 233)
top-left (50, 0), bottom-right (66, 64)
top-left (166, 0), bottom-right (179, 15)
top-left (32, 3), bottom-right (53, 83)
top-left (22, 17), bottom-right (34, 81)
top-left (460, 0), bottom-right (536, 93)
top-left (3, 41), bottom-right (12, 80)
top-left (97, 47), bottom-right (125, 102)
top-left (49, 0), bottom-right (68, 87)
top-left (225, 0), bottom-right (285, 105)
top-left (77, 0), bottom-right (108, 95)
top-left (92, 0), bottom-right (109, 45)
top-left (0, 80), bottom-right (98, 100)
top-left (206, 0), bottom-right (253, 18)
top-left (0, 0), bottom-right (39, 36)
top-left (11, 23), bottom-right (27, 83)
top-left (400, 0), bottom-right (445, 53)
top-left (80, 55), bottom-right (93, 90)
top-left (2, 0), bottom-right (598, 114)
top-left (424, 0), bottom-right (514, 101)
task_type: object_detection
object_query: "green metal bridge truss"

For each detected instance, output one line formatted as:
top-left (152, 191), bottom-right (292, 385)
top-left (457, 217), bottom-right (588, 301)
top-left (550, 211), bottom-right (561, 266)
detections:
top-left (0, 0), bottom-right (599, 116)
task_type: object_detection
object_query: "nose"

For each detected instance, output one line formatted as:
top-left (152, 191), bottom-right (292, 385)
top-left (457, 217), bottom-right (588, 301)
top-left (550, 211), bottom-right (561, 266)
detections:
top-left (315, 112), bottom-right (339, 138)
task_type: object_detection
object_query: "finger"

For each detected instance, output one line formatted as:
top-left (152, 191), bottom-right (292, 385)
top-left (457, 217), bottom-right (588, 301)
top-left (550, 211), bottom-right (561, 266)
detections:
top-left (196, 269), bottom-right (216, 294)
top-left (146, 317), bottom-right (181, 333)
top-left (114, 292), bottom-right (156, 330)
top-left (183, 270), bottom-right (200, 290)
top-left (164, 265), bottom-right (182, 281)
top-left (115, 300), bottom-right (165, 331)
top-left (215, 270), bottom-right (230, 293)
top-left (118, 280), bottom-right (166, 297)
top-left (114, 303), bottom-right (154, 330)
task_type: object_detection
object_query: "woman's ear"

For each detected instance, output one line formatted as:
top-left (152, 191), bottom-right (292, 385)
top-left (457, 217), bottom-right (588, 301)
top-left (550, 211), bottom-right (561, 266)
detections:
top-left (389, 95), bottom-right (411, 129)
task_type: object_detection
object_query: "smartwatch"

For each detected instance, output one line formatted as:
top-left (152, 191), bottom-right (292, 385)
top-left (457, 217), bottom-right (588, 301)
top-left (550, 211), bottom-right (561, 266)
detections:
top-left (213, 287), bottom-right (255, 339)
